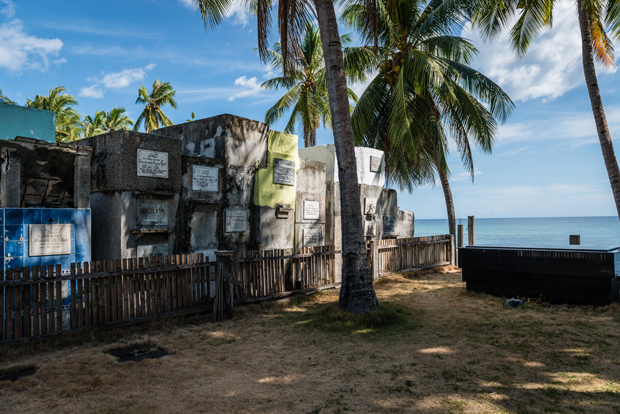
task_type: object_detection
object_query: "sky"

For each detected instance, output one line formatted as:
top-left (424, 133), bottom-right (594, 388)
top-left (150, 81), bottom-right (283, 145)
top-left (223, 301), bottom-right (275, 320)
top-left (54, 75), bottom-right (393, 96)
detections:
top-left (1, 0), bottom-right (620, 220)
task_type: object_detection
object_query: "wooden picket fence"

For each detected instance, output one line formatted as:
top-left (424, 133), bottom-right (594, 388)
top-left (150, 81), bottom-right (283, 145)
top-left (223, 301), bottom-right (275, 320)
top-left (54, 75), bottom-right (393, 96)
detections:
top-left (233, 245), bottom-right (339, 300)
top-left (0, 254), bottom-right (216, 342)
top-left (369, 235), bottom-right (453, 276)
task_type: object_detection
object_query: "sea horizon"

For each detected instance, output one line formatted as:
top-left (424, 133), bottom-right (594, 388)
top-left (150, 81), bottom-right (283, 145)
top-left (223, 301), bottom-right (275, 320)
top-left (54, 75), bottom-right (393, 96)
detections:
top-left (413, 216), bottom-right (620, 248)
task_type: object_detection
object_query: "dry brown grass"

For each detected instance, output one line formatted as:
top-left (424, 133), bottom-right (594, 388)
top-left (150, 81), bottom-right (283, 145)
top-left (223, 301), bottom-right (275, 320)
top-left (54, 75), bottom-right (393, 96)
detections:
top-left (2, 266), bottom-right (620, 414)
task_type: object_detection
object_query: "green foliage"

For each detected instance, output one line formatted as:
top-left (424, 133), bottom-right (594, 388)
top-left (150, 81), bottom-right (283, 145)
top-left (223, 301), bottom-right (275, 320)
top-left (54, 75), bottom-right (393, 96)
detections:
top-left (186, 112), bottom-right (196, 122)
top-left (345, 0), bottom-right (514, 191)
top-left (0, 87), bottom-right (15, 105)
top-left (26, 86), bottom-right (81, 143)
top-left (261, 23), bottom-right (374, 147)
top-left (105, 107), bottom-right (134, 132)
top-left (134, 80), bottom-right (177, 133)
top-left (82, 110), bottom-right (107, 138)
top-left (298, 301), bottom-right (416, 335)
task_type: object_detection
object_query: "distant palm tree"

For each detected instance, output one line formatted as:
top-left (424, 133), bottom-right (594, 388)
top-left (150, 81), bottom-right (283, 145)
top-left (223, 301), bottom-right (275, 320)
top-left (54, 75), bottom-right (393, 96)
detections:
top-left (26, 86), bottom-right (81, 142)
top-left (473, 0), bottom-right (620, 221)
top-left (0, 87), bottom-right (14, 104)
top-left (262, 23), bottom-right (374, 147)
top-left (134, 80), bottom-right (177, 133)
top-left (105, 107), bottom-right (134, 131)
top-left (82, 110), bottom-right (107, 138)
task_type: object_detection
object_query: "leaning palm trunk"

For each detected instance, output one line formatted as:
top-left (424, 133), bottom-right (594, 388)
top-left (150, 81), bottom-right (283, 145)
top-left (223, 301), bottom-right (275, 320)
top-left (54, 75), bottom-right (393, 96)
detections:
top-left (314, 0), bottom-right (378, 313)
top-left (577, 0), bottom-right (620, 219)
top-left (437, 166), bottom-right (456, 237)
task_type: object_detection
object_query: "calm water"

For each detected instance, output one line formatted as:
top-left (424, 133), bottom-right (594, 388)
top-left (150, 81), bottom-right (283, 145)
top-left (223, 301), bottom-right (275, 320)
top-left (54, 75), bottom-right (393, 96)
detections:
top-left (414, 217), bottom-right (620, 249)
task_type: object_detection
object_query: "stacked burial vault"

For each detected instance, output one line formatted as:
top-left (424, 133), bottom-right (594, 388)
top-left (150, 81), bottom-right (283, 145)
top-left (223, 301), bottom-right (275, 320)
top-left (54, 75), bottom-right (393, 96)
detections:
top-left (72, 114), bottom-right (414, 281)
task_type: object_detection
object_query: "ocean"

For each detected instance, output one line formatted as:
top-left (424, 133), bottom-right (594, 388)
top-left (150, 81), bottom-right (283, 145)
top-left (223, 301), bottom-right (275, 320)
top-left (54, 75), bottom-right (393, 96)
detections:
top-left (414, 216), bottom-right (620, 249)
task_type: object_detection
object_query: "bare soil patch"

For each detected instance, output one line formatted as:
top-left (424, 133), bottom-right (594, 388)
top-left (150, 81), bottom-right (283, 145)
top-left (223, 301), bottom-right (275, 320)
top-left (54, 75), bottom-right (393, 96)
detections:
top-left (1, 267), bottom-right (619, 413)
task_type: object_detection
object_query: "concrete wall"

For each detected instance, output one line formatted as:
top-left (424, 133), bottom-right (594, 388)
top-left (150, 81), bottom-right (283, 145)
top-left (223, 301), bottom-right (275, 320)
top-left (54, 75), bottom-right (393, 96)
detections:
top-left (0, 137), bottom-right (92, 208)
top-left (396, 209), bottom-right (415, 238)
top-left (75, 131), bottom-right (182, 261)
top-left (298, 144), bottom-right (385, 187)
top-left (0, 105), bottom-right (55, 143)
top-left (295, 159), bottom-right (326, 252)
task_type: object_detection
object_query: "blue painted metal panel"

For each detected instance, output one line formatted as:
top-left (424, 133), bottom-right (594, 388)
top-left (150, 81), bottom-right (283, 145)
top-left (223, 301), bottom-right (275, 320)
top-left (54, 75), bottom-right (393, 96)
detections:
top-left (0, 105), bottom-right (55, 143)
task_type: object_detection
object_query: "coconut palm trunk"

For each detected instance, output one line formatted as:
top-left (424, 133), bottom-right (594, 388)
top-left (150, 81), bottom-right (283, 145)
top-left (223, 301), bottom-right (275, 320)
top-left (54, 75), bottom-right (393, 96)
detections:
top-left (314, 0), bottom-right (378, 313)
top-left (577, 0), bottom-right (620, 219)
top-left (437, 165), bottom-right (456, 237)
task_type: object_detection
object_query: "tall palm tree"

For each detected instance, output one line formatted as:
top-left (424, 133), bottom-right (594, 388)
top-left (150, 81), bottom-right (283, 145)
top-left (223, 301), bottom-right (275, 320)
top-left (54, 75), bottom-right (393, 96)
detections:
top-left (134, 80), bottom-right (177, 133)
top-left (26, 86), bottom-right (81, 142)
top-left (346, 0), bottom-right (514, 238)
top-left (105, 107), bottom-right (134, 132)
top-left (0, 87), bottom-right (14, 104)
top-left (82, 110), bottom-right (107, 138)
top-left (473, 0), bottom-right (620, 221)
top-left (262, 23), bottom-right (374, 147)
top-left (191, 0), bottom-right (379, 313)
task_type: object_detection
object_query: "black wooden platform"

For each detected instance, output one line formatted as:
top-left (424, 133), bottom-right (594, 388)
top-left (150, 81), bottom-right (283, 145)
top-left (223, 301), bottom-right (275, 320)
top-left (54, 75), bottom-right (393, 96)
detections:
top-left (458, 246), bottom-right (620, 305)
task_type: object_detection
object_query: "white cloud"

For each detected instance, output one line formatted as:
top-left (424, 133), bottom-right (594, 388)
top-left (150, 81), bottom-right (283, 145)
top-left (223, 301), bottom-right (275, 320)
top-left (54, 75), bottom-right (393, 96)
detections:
top-left (450, 168), bottom-right (483, 182)
top-left (0, 19), bottom-right (63, 72)
top-left (78, 85), bottom-right (104, 99)
top-left (79, 63), bottom-right (156, 98)
top-left (177, 0), bottom-right (194, 8)
top-left (500, 146), bottom-right (530, 156)
top-left (463, 0), bottom-right (615, 102)
top-left (0, 0), bottom-right (15, 17)
top-left (229, 76), bottom-right (262, 101)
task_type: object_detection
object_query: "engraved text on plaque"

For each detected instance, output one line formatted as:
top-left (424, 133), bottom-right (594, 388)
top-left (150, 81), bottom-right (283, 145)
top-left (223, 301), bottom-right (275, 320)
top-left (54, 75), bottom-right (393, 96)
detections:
top-left (273, 158), bottom-right (295, 186)
top-left (29, 224), bottom-right (71, 256)
top-left (137, 199), bottom-right (168, 226)
top-left (137, 149), bottom-right (169, 178)
top-left (225, 209), bottom-right (248, 233)
top-left (303, 200), bottom-right (320, 220)
top-left (192, 165), bottom-right (219, 192)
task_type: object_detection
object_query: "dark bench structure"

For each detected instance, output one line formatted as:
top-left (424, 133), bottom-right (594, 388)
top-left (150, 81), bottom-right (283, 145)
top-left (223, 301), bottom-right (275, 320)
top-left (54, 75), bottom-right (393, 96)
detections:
top-left (458, 246), bottom-right (620, 305)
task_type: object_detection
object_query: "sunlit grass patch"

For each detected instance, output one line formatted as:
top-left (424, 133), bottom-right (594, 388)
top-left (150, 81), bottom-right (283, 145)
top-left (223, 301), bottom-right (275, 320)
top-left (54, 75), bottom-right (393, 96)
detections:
top-left (294, 301), bottom-right (418, 336)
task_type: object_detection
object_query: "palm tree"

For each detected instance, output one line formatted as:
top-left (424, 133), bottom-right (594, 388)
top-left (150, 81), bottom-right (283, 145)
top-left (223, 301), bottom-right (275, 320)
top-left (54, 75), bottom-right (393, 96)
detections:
top-left (82, 110), bottom-right (107, 138)
top-left (192, 0), bottom-right (379, 313)
top-left (26, 86), bottom-right (81, 142)
top-left (262, 23), bottom-right (374, 147)
top-left (0, 87), bottom-right (14, 104)
top-left (105, 107), bottom-right (134, 131)
top-left (473, 0), bottom-right (620, 221)
top-left (346, 0), bottom-right (514, 238)
top-left (134, 80), bottom-right (177, 133)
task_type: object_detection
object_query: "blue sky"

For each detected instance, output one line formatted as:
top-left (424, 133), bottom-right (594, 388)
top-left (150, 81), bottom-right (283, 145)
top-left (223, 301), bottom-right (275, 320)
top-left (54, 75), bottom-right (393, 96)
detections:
top-left (1, 0), bottom-right (619, 220)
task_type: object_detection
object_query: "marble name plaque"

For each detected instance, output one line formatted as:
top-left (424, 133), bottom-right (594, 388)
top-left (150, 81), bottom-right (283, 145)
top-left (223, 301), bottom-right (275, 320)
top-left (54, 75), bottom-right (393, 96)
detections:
top-left (273, 158), bottom-right (295, 186)
top-left (137, 199), bottom-right (168, 226)
top-left (137, 149), bottom-right (169, 178)
top-left (137, 243), bottom-right (169, 258)
top-left (383, 216), bottom-right (396, 234)
top-left (303, 200), bottom-right (320, 220)
top-left (29, 224), bottom-right (71, 256)
top-left (370, 155), bottom-right (382, 172)
top-left (225, 209), bottom-right (248, 233)
top-left (364, 197), bottom-right (377, 215)
top-left (303, 228), bottom-right (321, 247)
top-left (192, 165), bottom-right (219, 192)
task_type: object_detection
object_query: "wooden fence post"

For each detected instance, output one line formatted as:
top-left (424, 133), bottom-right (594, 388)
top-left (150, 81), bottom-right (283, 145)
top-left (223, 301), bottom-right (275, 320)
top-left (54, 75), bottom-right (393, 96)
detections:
top-left (369, 241), bottom-right (379, 282)
top-left (457, 224), bottom-right (464, 248)
top-left (215, 251), bottom-right (234, 321)
top-left (467, 216), bottom-right (475, 246)
top-left (448, 234), bottom-right (455, 266)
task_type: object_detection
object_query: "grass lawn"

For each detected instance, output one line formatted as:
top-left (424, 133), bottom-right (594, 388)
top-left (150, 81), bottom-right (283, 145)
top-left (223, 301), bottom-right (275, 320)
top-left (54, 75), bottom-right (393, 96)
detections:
top-left (1, 267), bottom-right (620, 413)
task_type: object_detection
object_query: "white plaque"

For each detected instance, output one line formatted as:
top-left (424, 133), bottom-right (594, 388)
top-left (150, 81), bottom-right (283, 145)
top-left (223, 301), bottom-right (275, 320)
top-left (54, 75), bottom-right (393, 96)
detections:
top-left (303, 200), bottom-right (320, 220)
top-left (364, 197), bottom-right (377, 215)
top-left (225, 210), bottom-right (248, 233)
top-left (137, 149), bottom-right (169, 178)
top-left (303, 228), bottom-right (321, 247)
top-left (192, 165), bottom-right (219, 192)
top-left (137, 243), bottom-right (169, 258)
top-left (273, 158), bottom-right (295, 186)
top-left (370, 155), bottom-right (382, 172)
top-left (29, 224), bottom-right (71, 256)
top-left (137, 199), bottom-right (168, 226)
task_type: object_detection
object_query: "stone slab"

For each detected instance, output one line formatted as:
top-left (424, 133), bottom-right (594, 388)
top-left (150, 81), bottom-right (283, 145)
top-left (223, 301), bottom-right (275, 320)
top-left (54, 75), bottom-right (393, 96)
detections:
top-left (192, 165), bottom-right (219, 192)
top-left (225, 209), bottom-right (248, 233)
top-left (29, 224), bottom-right (71, 256)
top-left (137, 243), bottom-right (169, 257)
top-left (137, 149), bottom-right (169, 178)
top-left (137, 199), bottom-right (168, 226)
top-left (303, 200), bottom-right (320, 220)
top-left (273, 158), bottom-right (295, 186)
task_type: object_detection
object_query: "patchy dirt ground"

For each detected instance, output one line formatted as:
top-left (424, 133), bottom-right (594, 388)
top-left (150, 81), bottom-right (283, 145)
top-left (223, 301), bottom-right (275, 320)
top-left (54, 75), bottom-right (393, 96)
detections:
top-left (1, 267), bottom-right (620, 414)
